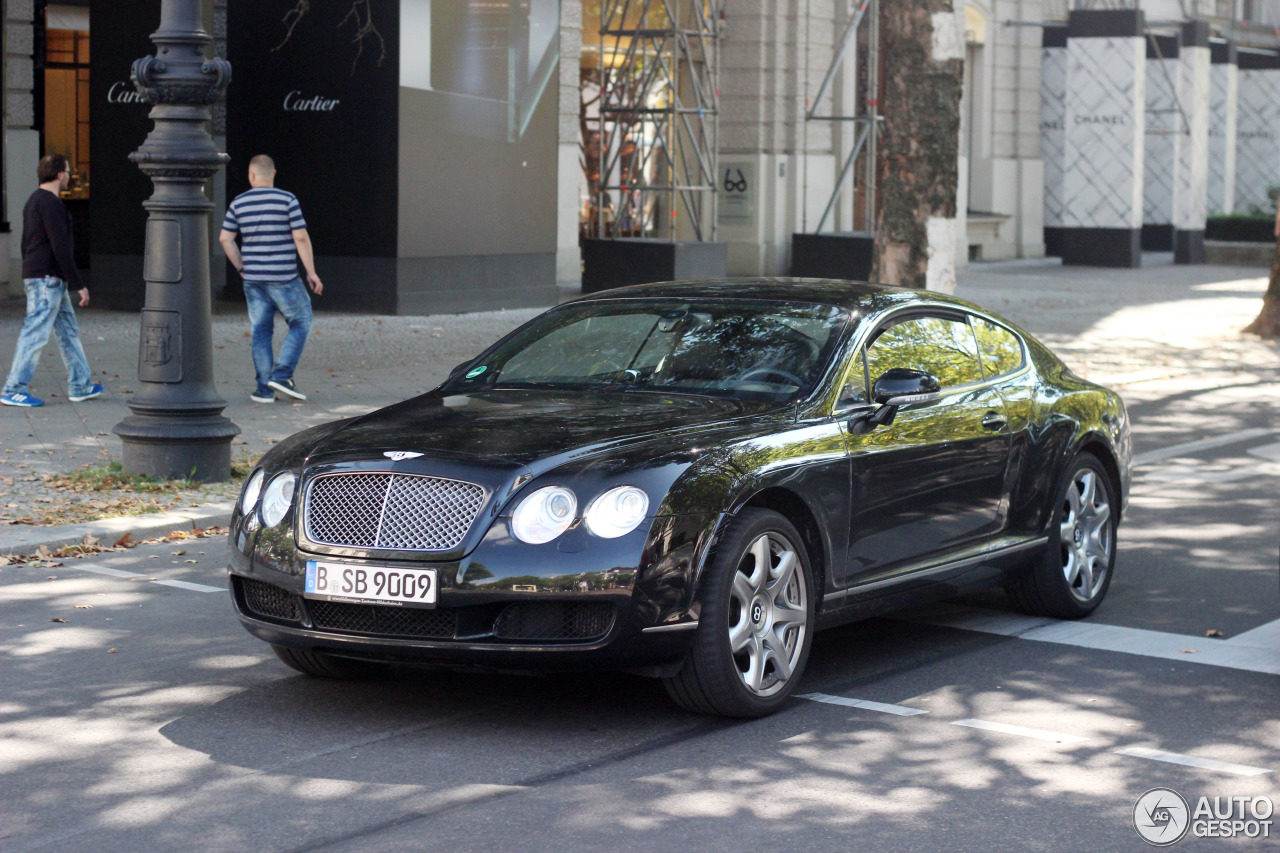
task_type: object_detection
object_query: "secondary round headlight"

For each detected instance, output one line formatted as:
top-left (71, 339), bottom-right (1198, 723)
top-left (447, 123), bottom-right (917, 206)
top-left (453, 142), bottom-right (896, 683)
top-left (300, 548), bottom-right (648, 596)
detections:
top-left (239, 469), bottom-right (265, 516)
top-left (511, 486), bottom-right (577, 544)
top-left (259, 472), bottom-right (297, 528)
top-left (585, 486), bottom-right (649, 538)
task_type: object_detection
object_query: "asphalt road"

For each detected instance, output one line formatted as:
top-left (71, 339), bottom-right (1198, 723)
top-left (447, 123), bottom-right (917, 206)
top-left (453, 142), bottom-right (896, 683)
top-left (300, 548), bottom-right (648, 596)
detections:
top-left (3, 261), bottom-right (1279, 852)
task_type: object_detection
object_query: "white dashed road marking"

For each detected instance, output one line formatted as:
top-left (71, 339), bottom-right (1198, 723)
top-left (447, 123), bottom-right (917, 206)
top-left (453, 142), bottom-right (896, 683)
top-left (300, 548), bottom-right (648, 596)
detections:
top-left (914, 607), bottom-right (1280, 676)
top-left (1133, 428), bottom-right (1272, 466)
top-left (951, 718), bottom-right (1089, 744)
top-left (152, 578), bottom-right (225, 593)
top-left (69, 563), bottom-right (223, 594)
top-left (798, 693), bottom-right (928, 716)
top-left (1116, 748), bottom-right (1273, 777)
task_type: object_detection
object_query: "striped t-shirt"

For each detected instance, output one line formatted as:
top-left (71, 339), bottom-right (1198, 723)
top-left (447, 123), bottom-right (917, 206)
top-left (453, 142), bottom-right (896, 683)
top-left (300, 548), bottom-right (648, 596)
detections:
top-left (221, 187), bottom-right (308, 283)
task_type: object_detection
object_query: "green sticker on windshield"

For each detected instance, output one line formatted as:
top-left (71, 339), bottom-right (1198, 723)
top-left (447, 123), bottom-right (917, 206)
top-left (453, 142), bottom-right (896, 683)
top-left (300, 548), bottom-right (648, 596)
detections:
top-left (465, 366), bottom-right (487, 379)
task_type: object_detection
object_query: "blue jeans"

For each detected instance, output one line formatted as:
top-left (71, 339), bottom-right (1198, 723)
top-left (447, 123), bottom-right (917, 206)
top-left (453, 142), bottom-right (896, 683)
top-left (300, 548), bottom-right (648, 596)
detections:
top-left (244, 278), bottom-right (312, 395)
top-left (3, 276), bottom-right (93, 397)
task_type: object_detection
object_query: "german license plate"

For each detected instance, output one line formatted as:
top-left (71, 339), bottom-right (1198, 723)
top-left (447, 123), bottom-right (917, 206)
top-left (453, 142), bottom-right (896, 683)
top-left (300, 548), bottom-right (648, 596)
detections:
top-left (304, 561), bottom-right (438, 608)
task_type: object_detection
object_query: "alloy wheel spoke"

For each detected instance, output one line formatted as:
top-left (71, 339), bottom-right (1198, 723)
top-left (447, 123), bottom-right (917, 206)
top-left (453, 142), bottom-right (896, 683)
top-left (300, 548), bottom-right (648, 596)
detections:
top-left (1087, 501), bottom-right (1111, 531)
top-left (771, 601), bottom-right (807, 633)
top-left (742, 635), bottom-right (766, 692)
top-left (764, 641), bottom-right (793, 683)
top-left (728, 615), bottom-right (753, 654)
top-left (1077, 471), bottom-right (1096, 508)
top-left (1059, 518), bottom-right (1075, 542)
top-left (746, 535), bottom-right (771, 591)
top-left (768, 548), bottom-right (797, 594)
top-left (731, 570), bottom-right (755, 607)
top-left (1075, 550), bottom-right (1094, 594)
top-left (1063, 547), bottom-right (1080, 585)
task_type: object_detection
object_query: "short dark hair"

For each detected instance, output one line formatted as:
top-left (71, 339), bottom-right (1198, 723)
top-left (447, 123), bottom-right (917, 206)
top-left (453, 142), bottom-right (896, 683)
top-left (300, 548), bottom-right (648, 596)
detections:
top-left (38, 154), bottom-right (68, 183)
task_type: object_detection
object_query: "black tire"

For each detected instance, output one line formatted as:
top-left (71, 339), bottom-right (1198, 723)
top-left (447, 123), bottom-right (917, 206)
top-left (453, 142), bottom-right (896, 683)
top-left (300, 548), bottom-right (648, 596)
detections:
top-left (1008, 452), bottom-right (1117, 619)
top-left (271, 644), bottom-right (386, 679)
top-left (663, 508), bottom-right (815, 717)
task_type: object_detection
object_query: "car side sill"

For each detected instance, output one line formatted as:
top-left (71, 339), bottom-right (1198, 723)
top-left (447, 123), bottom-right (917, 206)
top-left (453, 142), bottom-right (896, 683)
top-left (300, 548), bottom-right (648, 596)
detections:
top-left (823, 535), bottom-right (1049, 607)
top-left (642, 621), bottom-right (700, 633)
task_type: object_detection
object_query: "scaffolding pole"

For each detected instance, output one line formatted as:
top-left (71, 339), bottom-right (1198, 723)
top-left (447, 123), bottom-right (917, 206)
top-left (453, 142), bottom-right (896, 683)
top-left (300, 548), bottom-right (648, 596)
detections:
top-left (593, 0), bottom-right (724, 242)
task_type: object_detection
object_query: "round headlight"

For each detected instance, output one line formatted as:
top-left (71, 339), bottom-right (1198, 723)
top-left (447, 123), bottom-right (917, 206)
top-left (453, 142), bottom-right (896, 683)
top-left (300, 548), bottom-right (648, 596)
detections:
top-left (511, 486), bottom-right (577, 544)
top-left (585, 486), bottom-right (649, 538)
top-left (239, 469), bottom-right (265, 516)
top-left (259, 472), bottom-right (297, 528)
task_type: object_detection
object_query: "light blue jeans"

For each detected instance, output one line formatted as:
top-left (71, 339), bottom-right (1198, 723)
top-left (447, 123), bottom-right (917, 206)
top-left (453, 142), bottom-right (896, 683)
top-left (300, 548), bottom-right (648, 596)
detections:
top-left (3, 276), bottom-right (93, 397)
top-left (244, 278), bottom-right (312, 396)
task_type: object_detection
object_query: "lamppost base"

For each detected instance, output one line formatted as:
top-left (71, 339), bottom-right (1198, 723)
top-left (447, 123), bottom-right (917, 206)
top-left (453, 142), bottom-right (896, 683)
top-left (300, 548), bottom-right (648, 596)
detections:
top-left (114, 414), bottom-right (241, 483)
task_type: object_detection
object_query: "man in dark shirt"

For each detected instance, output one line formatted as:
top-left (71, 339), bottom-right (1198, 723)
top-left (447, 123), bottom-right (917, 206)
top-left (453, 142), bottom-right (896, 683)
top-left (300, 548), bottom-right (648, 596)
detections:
top-left (2, 154), bottom-right (102, 407)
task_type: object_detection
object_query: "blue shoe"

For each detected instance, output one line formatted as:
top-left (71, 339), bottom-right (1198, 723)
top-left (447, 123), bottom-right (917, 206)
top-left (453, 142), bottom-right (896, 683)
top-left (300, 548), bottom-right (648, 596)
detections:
top-left (250, 390), bottom-right (275, 404)
top-left (1, 391), bottom-right (44, 407)
top-left (268, 379), bottom-right (307, 401)
top-left (68, 383), bottom-right (104, 403)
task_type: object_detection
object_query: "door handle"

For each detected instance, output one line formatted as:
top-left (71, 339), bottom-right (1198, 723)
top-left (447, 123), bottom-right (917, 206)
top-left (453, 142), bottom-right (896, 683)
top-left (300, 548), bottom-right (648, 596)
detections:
top-left (981, 411), bottom-right (1007, 431)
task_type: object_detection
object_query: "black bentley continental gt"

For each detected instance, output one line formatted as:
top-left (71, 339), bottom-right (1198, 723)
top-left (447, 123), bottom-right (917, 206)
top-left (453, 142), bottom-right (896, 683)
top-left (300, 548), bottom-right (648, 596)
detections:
top-left (229, 279), bottom-right (1131, 717)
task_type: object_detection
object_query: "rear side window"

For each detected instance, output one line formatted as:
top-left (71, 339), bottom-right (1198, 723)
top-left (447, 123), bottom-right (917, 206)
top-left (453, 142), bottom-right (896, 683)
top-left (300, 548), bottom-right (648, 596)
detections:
top-left (972, 317), bottom-right (1024, 379)
top-left (865, 315), bottom-right (984, 389)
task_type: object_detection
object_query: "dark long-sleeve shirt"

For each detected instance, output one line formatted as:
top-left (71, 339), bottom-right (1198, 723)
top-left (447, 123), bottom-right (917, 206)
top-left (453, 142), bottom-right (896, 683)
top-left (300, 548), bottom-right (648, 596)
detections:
top-left (22, 188), bottom-right (85, 291)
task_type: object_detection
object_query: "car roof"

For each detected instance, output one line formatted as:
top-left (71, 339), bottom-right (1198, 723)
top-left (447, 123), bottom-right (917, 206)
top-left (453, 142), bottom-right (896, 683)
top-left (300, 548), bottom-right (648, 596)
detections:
top-left (575, 277), bottom-right (959, 313)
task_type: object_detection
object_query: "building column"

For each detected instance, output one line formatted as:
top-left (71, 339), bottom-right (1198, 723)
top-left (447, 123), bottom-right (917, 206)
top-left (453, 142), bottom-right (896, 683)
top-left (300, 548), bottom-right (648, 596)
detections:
top-left (1062, 9), bottom-right (1145, 268)
top-left (1172, 21), bottom-right (1209, 264)
top-left (1234, 48), bottom-right (1280, 215)
top-left (1142, 34), bottom-right (1177, 252)
top-left (1040, 24), bottom-right (1067, 257)
top-left (1206, 39), bottom-right (1238, 216)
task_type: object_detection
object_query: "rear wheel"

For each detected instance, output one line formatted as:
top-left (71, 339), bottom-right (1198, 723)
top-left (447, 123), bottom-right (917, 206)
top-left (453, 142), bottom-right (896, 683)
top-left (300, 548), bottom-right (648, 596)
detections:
top-left (1009, 452), bottom-right (1116, 619)
top-left (271, 644), bottom-right (386, 679)
top-left (663, 509), bottom-right (814, 717)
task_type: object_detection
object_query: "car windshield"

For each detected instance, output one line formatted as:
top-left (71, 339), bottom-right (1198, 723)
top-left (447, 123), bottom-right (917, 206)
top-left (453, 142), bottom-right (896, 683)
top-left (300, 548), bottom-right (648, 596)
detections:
top-left (445, 298), bottom-right (849, 402)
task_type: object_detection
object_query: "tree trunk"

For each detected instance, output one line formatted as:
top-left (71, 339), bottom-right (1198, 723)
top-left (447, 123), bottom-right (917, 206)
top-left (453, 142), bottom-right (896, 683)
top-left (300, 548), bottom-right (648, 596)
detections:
top-left (872, 1), bottom-right (963, 289)
top-left (1242, 239), bottom-right (1280, 338)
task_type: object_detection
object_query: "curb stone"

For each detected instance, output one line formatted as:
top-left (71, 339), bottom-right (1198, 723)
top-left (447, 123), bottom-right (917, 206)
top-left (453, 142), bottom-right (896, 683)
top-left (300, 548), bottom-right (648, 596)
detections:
top-left (0, 501), bottom-right (234, 556)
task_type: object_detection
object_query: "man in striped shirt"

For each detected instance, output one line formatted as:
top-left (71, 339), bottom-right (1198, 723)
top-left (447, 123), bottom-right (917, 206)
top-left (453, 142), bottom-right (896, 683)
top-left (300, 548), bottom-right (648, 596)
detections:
top-left (219, 154), bottom-right (323, 403)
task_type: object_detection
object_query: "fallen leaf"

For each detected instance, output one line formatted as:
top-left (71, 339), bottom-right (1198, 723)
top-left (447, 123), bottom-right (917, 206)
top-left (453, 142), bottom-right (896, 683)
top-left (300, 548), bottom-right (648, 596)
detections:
top-left (74, 604), bottom-right (92, 609)
top-left (172, 550), bottom-right (186, 556)
top-left (184, 559), bottom-right (198, 563)
top-left (108, 648), bottom-right (117, 653)
top-left (36, 546), bottom-right (53, 560)
top-left (50, 617), bottom-right (68, 623)
top-left (1205, 629), bottom-right (1224, 638)
top-left (1181, 648), bottom-right (1197, 654)
top-left (114, 532), bottom-right (134, 548)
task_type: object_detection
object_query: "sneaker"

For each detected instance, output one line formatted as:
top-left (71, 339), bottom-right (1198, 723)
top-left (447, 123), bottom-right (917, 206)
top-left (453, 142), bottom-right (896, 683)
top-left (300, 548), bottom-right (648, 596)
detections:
top-left (1, 391), bottom-right (43, 407)
top-left (268, 379), bottom-right (307, 401)
top-left (68, 383), bottom-right (104, 402)
top-left (250, 391), bottom-right (275, 404)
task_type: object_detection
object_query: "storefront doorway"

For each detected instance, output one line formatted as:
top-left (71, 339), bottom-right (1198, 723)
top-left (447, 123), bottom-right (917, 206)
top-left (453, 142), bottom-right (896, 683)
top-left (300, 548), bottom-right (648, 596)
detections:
top-left (39, 2), bottom-right (91, 268)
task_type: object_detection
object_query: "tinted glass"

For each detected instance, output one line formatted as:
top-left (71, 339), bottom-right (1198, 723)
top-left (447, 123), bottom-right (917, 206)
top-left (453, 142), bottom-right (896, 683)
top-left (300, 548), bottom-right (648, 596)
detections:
top-left (973, 317), bottom-right (1024, 378)
top-left (865, 316), bottom-right (983, 388)
top-left (447, 298), bottom-right (848, 402)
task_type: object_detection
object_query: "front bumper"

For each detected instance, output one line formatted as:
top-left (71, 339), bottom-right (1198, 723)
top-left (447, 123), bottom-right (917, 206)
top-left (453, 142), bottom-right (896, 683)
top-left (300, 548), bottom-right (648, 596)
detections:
top-left (227, 511), bottom-right (719, 671)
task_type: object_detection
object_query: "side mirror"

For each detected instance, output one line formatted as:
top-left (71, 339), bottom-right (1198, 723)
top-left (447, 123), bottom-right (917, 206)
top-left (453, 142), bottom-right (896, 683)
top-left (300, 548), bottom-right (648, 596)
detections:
top-left (850, 368), bottom-right (942, 433)
top-left (872, 368), bottom-right (942, 406)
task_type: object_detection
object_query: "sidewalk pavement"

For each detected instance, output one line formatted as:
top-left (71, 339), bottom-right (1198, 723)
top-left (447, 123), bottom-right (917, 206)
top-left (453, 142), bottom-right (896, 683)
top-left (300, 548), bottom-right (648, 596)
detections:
top-left (2, 257), bottom-right (1276, 556)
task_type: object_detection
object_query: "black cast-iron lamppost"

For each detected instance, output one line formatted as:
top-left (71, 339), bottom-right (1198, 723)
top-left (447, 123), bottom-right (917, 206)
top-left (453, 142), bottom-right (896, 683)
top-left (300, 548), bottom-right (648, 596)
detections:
top-left (113, 0), bottom-right (239, 482)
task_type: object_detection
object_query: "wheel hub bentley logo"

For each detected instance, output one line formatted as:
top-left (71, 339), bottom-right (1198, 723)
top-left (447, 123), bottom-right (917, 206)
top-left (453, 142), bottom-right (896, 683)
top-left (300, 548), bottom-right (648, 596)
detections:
top-left (383, 451), bottom-right (423, 461)
top-left (751, 601), bottom-right (764, 624)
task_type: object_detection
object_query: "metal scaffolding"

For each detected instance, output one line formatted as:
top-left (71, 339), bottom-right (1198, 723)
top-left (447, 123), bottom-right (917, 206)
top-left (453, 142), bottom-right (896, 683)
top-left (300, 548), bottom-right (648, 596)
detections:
top-left (590, 0), bottom-right (724, 242)
top-left (804, 0), bottom-right (881, 234)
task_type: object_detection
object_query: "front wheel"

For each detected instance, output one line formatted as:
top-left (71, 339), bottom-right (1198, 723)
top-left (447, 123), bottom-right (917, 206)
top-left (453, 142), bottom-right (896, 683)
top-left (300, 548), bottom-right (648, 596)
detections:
top-left (663, 509), bottom-right (815, 717)
top-left (1008, 452), bottom-right (1117, 619)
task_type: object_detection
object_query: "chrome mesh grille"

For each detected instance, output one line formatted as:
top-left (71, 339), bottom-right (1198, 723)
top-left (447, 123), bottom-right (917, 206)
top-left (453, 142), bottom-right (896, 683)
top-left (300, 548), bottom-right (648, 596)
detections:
top-left (305, 472), bottom-right (485, 551)
top-left (307, 600), bottom-right (457, 639)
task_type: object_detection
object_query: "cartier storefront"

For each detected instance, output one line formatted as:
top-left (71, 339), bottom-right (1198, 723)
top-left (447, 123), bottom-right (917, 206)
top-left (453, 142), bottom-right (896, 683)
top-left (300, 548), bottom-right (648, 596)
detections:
top-left (77, 0), bottom-right (560, 314)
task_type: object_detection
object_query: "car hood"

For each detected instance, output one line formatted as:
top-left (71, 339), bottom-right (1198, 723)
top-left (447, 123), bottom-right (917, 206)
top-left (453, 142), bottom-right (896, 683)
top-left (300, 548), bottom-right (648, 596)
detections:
top-left (306, 389), bottom-right (785, 469)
